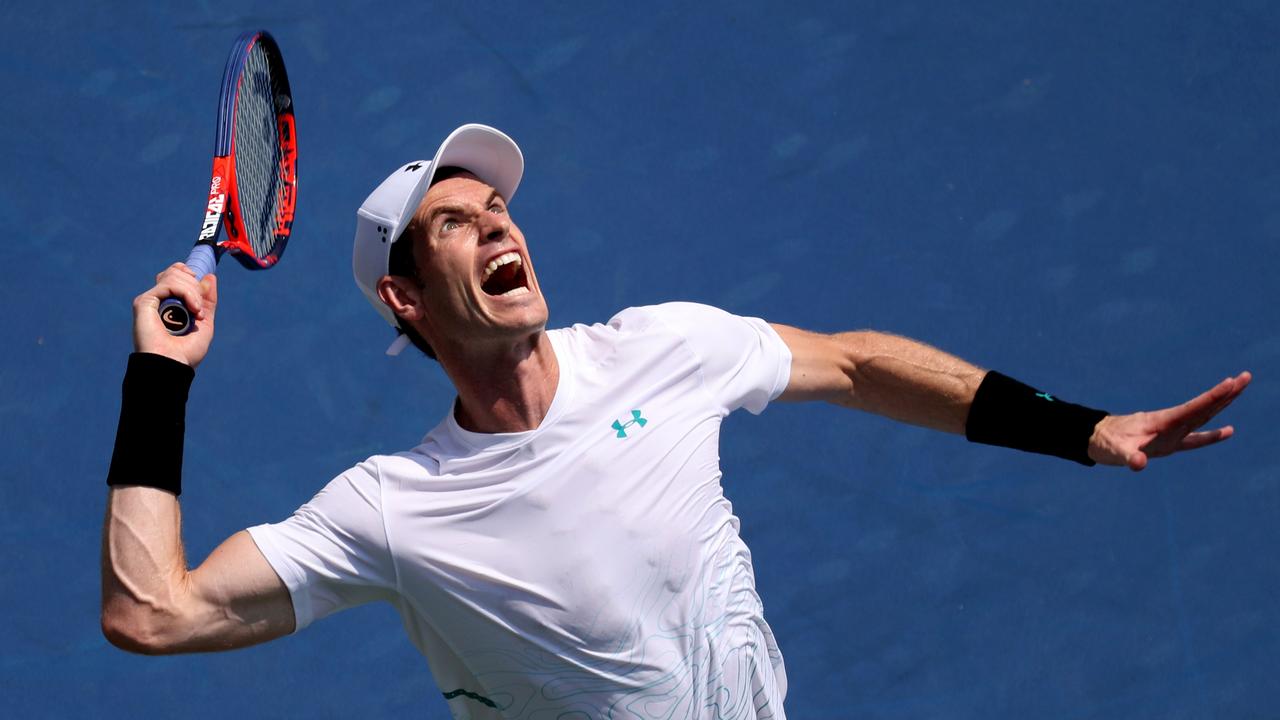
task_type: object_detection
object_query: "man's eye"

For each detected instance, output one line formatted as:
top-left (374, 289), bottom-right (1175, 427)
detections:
top-left (489, 205), bottom-right (505, 214)
top-left (442, 220), bottom-right (460, 232)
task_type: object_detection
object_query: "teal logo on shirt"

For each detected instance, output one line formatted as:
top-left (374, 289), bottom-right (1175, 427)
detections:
top-left (612, 410), bottom-right (648, 438)
top-left (1036, 392), bottom-right (1055, 402)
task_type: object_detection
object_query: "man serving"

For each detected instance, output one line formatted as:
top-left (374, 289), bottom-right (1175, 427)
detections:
top-left (103, 125), bottom-right (1250, 719)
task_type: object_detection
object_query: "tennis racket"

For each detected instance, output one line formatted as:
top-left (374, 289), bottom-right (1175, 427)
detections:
top-left (158, 30), bottom-right (298, 335)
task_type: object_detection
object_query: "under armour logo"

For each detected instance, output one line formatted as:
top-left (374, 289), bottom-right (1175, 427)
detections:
top-left (404, 162), bottom-right (424, 172)
top-left (611, 410), bottom-right (647, 438)
top-left (1035, 392), bottom-right (1055, 402)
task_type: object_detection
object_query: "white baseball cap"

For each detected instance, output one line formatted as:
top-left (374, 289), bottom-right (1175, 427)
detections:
top-left (353, 123), bottom-right (524, 355)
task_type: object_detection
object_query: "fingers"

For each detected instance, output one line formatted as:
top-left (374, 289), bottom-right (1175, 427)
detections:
top-left (1181, 377), bottom-right (1236, 419)
top-left (200, 273), bottom-right (219, 317)
top-left (1175, 426), bottom-right (1234, 452)
top-left (145, 263), bottom-right (207, 319)
top-left (1190, 374), bottom-right (1250, 428)
top-left (1217, 371), bottom-right (1250, 400)
top-left (130, 261), bottom-right (221, 366)
top-left (1153, 373), bottom-right (1251, 431)
top-left (155, 261), bottom-right (196, 284)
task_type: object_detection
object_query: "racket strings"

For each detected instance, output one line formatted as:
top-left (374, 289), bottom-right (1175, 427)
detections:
top-left (234, 43), bottom-right (285, 259)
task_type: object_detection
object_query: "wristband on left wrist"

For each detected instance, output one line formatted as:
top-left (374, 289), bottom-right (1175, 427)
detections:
top-left (964, 370), bottom-right (1108, 466)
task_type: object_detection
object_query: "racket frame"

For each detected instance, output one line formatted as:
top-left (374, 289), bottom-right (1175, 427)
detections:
top-left (158, 30), bottom-right (297, 334)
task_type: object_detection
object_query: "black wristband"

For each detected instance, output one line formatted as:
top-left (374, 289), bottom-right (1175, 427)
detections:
top-left (106, 353), bottom-right (195, 496)
top-left (964, 370), bottom-right (1109, 466)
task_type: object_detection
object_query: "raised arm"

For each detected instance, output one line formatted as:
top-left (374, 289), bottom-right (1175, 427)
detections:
top-left (102, 496), bottom-right (294, 653)
top-left (770, 323), bottom-right (1250, 470)
top-left (101, 265), bottom-right (294, 654)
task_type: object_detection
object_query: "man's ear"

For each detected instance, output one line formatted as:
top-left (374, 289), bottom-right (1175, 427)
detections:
top-left (377, 274), bottom-right (426, 322)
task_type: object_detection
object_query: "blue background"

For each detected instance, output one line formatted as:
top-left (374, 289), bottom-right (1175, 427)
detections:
top-left (2, 2), bottom-right (1276, 718)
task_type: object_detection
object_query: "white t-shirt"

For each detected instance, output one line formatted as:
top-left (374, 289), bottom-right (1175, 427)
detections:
top-left (248, 303), bottom-right (793, 719)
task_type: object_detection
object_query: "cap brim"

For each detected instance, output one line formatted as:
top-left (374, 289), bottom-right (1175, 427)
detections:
top-left (432, 124), bottom-right (524, 203)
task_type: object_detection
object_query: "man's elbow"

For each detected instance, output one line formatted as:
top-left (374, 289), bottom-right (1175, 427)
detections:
top-left (101, 605), bottom-right (182, 655)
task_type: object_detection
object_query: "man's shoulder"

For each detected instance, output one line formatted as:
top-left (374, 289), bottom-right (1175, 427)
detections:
top-left (544, 303), bottom-right (715, 360)
top-left (551, 302), bottom-right (730, 337)
top-left (607, 301), bottom-right (727, 327)
top-left (548, 302), bottom-right (763, 367)
top-left (608, 302), bottom-right (758, 346)
top-left (345, 449), bottom-right (440, 484)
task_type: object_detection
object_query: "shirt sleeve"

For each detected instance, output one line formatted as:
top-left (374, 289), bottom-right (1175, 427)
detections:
top-left (246, 460), bottom-right (398, 632)
top-left (645, 302), bottom-right (792, 416)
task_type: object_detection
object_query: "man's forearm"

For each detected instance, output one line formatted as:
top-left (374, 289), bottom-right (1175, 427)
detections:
top-left (834, 330), bottom-right (986, 434)
top-left (101, 486), bottom-right (192, 652)
top-left (101, 352), bottom-right (197, 652)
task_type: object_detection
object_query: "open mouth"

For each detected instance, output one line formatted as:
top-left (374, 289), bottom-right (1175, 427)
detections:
top-left (480, 251), bottom-right (530, 297)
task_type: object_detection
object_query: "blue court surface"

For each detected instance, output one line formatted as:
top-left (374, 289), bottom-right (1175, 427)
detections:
top-left (2, 2), bottom-right (1277, 718)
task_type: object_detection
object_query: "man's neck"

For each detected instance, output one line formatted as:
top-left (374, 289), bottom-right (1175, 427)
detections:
top-left (440, 331), bottom-right (560, 434)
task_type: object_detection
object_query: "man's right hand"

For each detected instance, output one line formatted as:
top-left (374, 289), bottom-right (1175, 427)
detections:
top-left (132, 263), bottom-right (218, 367)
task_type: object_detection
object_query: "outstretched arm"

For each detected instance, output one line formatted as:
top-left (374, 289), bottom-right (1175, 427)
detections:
top-left (101, 265), bottom-right (295, 653)
top-left (770, 324), bottom-right (1250, 470)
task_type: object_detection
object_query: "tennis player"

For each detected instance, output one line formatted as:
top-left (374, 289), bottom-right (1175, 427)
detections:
top-left (103, 124), bottom-right (1250, 719)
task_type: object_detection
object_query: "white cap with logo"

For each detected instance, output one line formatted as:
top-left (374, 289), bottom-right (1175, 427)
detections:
top-left (353, 124), bottom-right (524, 355)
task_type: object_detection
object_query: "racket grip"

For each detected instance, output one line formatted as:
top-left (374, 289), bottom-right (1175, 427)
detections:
top-left (157, 245), bottom-right (218, 335)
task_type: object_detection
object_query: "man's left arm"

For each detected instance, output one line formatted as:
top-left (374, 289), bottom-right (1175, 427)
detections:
top-left (769, 324), bottom-right (1251, 471)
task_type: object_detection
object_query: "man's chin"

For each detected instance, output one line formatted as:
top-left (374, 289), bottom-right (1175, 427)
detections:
top-left (485, 305), bottom-right (549, 338)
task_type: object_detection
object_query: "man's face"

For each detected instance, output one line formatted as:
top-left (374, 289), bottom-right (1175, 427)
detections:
top-left (400, 172), bottom-right (547, 351)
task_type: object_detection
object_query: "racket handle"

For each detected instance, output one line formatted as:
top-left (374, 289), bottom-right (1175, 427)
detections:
top-left (157, 245), bottom-right (218, 335)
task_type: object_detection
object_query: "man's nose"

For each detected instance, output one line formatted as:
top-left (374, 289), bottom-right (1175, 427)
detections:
top-left (478, 211), bottom-right (508, 243)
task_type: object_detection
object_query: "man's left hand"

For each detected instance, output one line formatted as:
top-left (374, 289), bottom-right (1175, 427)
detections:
top-left (1088, 372), bottom-right (1252, 471)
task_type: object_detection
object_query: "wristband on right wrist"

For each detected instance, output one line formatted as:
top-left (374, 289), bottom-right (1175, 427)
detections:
top-left (106, 353), bottom-right (195, 496)
top-left (964, 370), bottom-right (1109, 466)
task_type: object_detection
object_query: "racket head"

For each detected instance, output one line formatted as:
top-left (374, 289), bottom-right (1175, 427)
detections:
top-left (207, 30), bottom-right (297, 271)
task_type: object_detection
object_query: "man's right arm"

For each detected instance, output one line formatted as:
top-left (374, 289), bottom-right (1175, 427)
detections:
top-left (101, 489), bottom-right (294, 653)
top-left (101, 264), bottom-right (295, 653)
